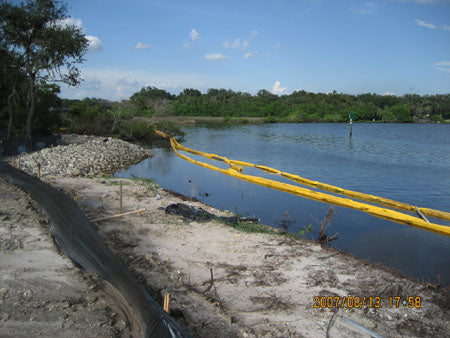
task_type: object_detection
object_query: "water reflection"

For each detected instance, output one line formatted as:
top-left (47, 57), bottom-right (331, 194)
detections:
top-left (347, 136), bottom-right (353, 151)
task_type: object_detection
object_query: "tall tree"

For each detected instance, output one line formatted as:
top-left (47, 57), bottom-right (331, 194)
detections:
top-left (0, 45), bottom-right (25, 140)
top-left (0, 0), bottom-right (88, 145)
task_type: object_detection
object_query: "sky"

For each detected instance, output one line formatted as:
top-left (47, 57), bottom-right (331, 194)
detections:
top-left (58, 0), bottom-right (450, 101)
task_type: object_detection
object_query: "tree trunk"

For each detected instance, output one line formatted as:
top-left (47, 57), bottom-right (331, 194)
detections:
top-left (6, 87), bottom-right (16, 141)
top-left (25, 74), bottom-right (36, 150)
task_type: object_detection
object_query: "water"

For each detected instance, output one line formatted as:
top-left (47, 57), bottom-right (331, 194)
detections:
top-left (116, 123), bottom-right (450, 286)
top-left (1, 135), bottom-right (61, 156)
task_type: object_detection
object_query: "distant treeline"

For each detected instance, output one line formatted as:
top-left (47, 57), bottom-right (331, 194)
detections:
top-left (63, 86), bottom-right (450, 124)
top-left (1, 85), bottom-right (449, 141)
top-left (169, 88), bottom-right (449, 123)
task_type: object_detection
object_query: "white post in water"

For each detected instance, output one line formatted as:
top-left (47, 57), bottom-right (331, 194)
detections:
top-left (349, 112), bottom-right (354, 138)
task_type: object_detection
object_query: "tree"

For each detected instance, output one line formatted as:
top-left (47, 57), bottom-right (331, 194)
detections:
top-left (179, 88), bottom-right (201, 97)
top-left (0, 45), bottom-right (26, 140)
top-left (1, 0), bottom-right (88, 145)
top-left (390, 104), bottom-right (412, 122)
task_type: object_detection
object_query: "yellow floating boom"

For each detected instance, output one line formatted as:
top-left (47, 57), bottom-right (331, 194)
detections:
top-left (155, 129), bottom-right (450, 237)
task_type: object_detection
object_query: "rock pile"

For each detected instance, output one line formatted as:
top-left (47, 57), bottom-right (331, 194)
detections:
top-left (17, 136), bottom-right (152, 177)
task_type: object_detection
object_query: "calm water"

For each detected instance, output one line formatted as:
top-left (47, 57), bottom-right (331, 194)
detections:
top-left (116, 123), bottom-right (450, 286)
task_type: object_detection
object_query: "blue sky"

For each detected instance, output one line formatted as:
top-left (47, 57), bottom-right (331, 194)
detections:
top-left (60, 0), bottom-right (450, 100)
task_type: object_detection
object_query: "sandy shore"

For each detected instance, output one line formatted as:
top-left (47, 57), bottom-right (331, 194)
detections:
top-left (1, 136), bottom-right (449, 337)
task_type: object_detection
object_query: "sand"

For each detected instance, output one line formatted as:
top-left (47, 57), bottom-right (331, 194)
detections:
top-left (11, 174), bottom-right (444, 337)
top-left (0, 179), bottom-right (131, 337)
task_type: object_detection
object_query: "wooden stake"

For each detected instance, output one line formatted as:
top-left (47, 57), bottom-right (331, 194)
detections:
top-left (163, 293), bottom-right (171, 314)
top-left (37, 163), bottom-right (41, 179)
top-left (11, 157), bottom-right (15, 167)
top-left (17, 156), bottom-right (20, 169)
top-left (90, 208), bottom-right (146, 222)
top-left (119, 180), bottom-right (123, 214)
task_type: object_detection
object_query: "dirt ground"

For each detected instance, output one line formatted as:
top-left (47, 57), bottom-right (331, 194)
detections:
top-left (12, 175), bottom-right (444, 338)
top-left (0, 179), bottom-right (133, 337)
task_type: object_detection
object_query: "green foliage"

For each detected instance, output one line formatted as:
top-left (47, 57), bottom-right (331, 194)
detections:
top-left (34, 81), bottom-right (62, 133)
top-left (295, 224), bottom-right (313, 238)
top-left (233, 220), bottom-right (281, 235)
top-left (0, 0), bottom-right (89, 140)
top-left (168, 88), bottom-right (450, 123)
top-left (238, 117), bottom-right (249, 124)
top-left (263, 115), bottom-right (278, 123)
top-left (430, 114), bottom-right (444, 123)
top-left (390, 104), bottom-right (413, 122)
top-left (322, 114), bottom-right (345, 122)
top-left (381, 109), bottom-right (396, 122)
top-left (155, 120), bottom-right (185, 137)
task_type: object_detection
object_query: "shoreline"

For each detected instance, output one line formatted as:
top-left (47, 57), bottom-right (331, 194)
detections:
top-left (137, 116), bottom-right (449, 125)
top-left (1, 135), bottom-right (449, 336)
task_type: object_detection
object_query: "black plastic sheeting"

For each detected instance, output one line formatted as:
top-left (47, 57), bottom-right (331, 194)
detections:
top-left (165, 203), bottom-right (259, 224)
top-left (0, 162), bottom-right (191, 338)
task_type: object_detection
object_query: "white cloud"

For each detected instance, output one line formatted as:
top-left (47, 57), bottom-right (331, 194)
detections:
top-left (54, 17), bottom-right (102, 53)
top-left (243, 52), bottom-right (252, 59)
top-left (136, 42), bottom-right (150, 50)
top-left (60, 67), bottom-right (236, 100)
top-left (183, 28), bottom-right (200, 48)
top-left (204, 53), bottom-right (229, 61)
top-left (115, 77), bottom-right (140, 98)
top-left (350, 2), bottom-right (377, 15)
top-left (86, 36), bottom-right (102, 52)
top-left (441, 24), bottom-right (450, 30)
top-left (272, 81), bottom-right (287, 94)
top-left (56, 17), bottom-right (84, 31)
top-left (384, 92), bottom-right (397, 96)
top-left (415, 18), bottom-right (437, 29)
top-left (223, 30), bottom-right (258, 51)
top-left (190, 29), bottom-right (200, 41)
top-left (273, 42), bottom-right (281, 49)
top-left (434, 61), bottom-right (450, 74)
top-left (223, 38), bottom-right (241, 49)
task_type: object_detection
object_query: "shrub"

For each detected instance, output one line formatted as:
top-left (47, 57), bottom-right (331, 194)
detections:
top-left (263, 115), bottom-right (278, 123)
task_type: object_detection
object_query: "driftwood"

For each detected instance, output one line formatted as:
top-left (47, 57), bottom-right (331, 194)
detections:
top-left (165, 203), bottom-right (259, 225)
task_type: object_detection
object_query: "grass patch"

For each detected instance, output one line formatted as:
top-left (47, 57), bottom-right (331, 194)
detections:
top-left (102, 179), bottom-right (131, 187)
top-left (131, 177), bottom-right (155, 184)
top-left (232, 220), bottom-right (282, 235)
top-left (102, 174), bottom-right (114, 179)
top-left (130, 177), bottom-right (157, 192)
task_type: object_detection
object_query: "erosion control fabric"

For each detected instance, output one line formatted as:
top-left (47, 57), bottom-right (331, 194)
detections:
top-left (0, 162), bottom-right (191, 338)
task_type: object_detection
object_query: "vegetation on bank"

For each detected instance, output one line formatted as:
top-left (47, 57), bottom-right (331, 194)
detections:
top-left (2, 82), bottom-right (449, 144)
top-left (1, 1), bottom-right (449, 145)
